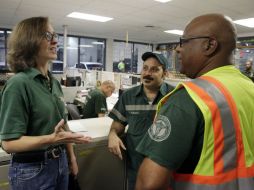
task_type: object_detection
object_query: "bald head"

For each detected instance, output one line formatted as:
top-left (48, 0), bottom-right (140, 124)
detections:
top-left (176, 14), bottom-right (237, 78)
top-left (100, 80), bottom-right (115, 97)
top-left (101, 80), bottom-right (115, 89)
top-left (185, 13), bottom-right (237, 54)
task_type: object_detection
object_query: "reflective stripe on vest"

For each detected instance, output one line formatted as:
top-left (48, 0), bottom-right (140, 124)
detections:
top-left (174, 174), bottom-right (254, 190)
top-left (171, 76), bottom-right (253, 189)
top-left (187, 77), bottom-right (237, 173)
top-left (174, 164), bottom-right (254, 188)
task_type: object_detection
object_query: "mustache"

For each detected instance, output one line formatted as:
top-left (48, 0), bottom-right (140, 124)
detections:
top-left (143, 76), bottom-right (154, 80)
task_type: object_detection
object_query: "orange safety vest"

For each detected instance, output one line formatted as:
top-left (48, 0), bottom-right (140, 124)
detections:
top-left (157, 66), bottom-right (254, 190)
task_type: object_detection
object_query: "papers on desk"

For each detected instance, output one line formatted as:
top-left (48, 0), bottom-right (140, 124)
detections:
top-left (74, 97), bottom-right (86, 104)
top-left (76, 89), bottom-right (89, 98)
top-left (68, 120), bottom-right (88, 133)
top-left (75, 93), bottom-right (118, 110)
top-left (107, 92), bottom-right (118, 111)
top-left (67, 117), bottom-right (113, 139)
top-left (0, 147), bottom-right (11, 162)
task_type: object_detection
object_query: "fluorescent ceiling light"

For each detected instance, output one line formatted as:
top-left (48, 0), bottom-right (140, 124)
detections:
top-left (0, 31), bottom-right (4, 33)
top-left (7, 31), bottom-right (12, 34)
top-left (92, 42), bottom-right (104, 45)
top-left (154, 0), bottom-right (172, 3)
top-left (164, 29), bottom-right (183, 35)
top-left (234, 18), bottom-right (254, 28)
top-left (67, 12), bottom-right (113, 22)
top-left (80, 45), bottom-right (93, 48)
top-left (67, 47), bottom-right (78, 50)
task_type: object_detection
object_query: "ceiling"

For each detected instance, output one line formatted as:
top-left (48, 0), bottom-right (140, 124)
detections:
top-left (1, 0), bottom-right (254, 44)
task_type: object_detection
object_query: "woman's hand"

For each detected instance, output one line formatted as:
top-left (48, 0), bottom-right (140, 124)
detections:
top-left (52, 119), bottom-right (92, 144)
top-left (69, 155), bottom-right (79, 176)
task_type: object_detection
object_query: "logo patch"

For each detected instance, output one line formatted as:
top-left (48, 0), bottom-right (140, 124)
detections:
top-left (148, 115), bottom-right (171, 142)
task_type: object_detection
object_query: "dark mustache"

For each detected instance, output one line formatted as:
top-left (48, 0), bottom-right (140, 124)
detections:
top-left (143, 76), bottom-right (154, 80)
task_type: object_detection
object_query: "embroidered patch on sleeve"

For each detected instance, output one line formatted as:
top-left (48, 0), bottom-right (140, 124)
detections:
top-left (148, 115), bottom-right (171, 142)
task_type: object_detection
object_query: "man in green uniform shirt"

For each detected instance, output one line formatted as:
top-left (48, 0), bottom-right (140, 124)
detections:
top-left (82, 80), bottom-right (115, 118)
top-left (136, 14), bottom-right (254, 190)
top-left (108, 52), bottom-right (174, 190)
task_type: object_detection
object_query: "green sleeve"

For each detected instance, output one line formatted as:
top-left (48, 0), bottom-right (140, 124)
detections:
top-left (94, 93), bottom-right (107, 114)
top-left (136, 89), bottom-right (203, 170)
top-left (108, 92), bottom-right (128, 126)
top-left (0, 79), bottom-right (29, 140)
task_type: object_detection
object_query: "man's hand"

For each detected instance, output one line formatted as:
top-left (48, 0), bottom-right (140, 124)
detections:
top-left (108, 131), bottom-right (126, 160)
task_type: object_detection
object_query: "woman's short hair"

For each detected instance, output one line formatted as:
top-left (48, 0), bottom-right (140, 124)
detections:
top-left (7, 17), bottom-right (49, 73)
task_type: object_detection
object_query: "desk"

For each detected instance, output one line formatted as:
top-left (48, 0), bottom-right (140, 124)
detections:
top-left (62, 86), bottom-right (93, 103)
top-left (107, 92), bottom-right (118, 111)
top-left (0, 117), bottom-right (126, 190)
top-left (74, 92), bottom-right (118, 111)
top-left (68, 117), bottom-right (112, 141)
top-left (0, 148), bottom-right (10, 190)
top-left (68, 117), bottom-right (126, 190)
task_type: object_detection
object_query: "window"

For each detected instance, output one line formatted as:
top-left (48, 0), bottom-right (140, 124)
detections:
top-left (113, 40), bottom-right (152, 73)
top-left (51, 35), bottom-right (106, 73)
top-left (156, 43), bottom-right (178, 71)
top-left (0, 30), bottom-right (6, 70)
top-left (51, 35), bottom-right (64, 74)
top-left (79, 38), bottom-right (105, 70)
top-left (67, 36), bottom-right (79, 68)
top-left (234, 37), bottom-right (254, 72)
top-left (133, 44), bottom-right (152, 73)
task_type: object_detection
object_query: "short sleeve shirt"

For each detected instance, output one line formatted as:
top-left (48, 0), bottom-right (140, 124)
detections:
top-left (109, 83), bottom-right (174, 173)
top-left (82, 88), bottom-right (107, 119)
top-left (136, 88), bottom-right (204, 173)
top-left (0, 68), bottom-right (66, 149)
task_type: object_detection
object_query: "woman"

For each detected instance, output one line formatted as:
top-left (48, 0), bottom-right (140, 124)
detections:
top-left (0, 17), bottom-right (91, 190)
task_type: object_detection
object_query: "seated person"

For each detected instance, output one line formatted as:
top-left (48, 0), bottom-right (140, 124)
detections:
top-left (82, 80), bottom-right (115, 118)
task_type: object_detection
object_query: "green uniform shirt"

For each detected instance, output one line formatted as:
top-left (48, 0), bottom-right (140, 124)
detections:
top-left (82, 88), bottom-right (107, 119)
top-left (109, 82), bottom-right (174, 179)
top-left (136, 88), bottom-right (204, 173)
top-left (0, 68), bottom-right (66, 149)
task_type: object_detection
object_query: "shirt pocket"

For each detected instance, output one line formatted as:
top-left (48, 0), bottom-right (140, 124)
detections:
top-left (127, 111), bottom-right (154, 136)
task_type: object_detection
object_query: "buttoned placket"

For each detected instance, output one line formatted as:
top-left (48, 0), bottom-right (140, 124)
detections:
top-left (43, 76), bottom-right (52, 92)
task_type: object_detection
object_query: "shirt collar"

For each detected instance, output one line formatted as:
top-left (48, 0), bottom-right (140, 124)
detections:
top-left (133, 85), bottom-right (143, 96)
top-left (24, 68), bottom-right (52, 80)
top-left (134, 82), bottom-right (168, 97)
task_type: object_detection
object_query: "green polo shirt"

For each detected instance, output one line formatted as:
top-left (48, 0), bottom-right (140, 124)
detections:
top-left (82, 88), bottom-right (107, 119)
top-left (136, 88), bottom-right (204, 173)
top-left (108, 82), bottom-right (174, 179)
top-left (0, 68), bottom-right (66, 147)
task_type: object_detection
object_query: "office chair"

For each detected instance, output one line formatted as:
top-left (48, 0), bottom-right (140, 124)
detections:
top-left (66, 103), bottom-right (82, 120)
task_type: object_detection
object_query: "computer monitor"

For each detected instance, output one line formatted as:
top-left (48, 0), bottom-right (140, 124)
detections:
top-left (51, 60), bottom-right (63, 74)
top-left (66, 76), bottom-right (81, 87)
